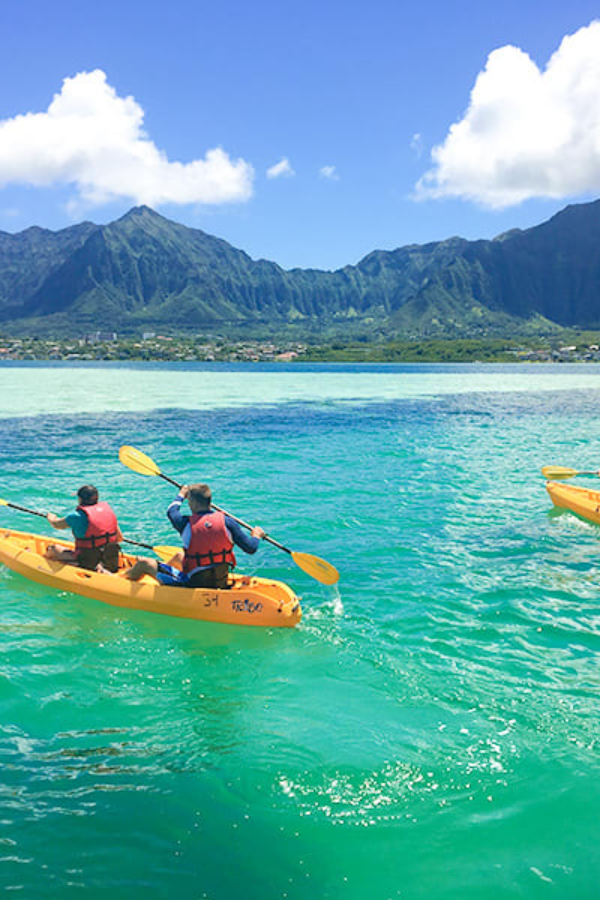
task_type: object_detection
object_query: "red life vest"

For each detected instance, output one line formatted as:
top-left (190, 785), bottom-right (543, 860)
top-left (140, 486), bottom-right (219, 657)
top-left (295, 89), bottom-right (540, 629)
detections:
top-left (74, 502), bottom-right (119, 550)
top-left (183, 510), bottom-right (236, 573)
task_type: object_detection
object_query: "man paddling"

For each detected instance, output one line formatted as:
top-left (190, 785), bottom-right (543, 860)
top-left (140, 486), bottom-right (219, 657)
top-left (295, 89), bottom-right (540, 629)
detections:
top-left (46, 484), bottom-right (124, 572)
top-left (124, 483), bottom-right (265, 588)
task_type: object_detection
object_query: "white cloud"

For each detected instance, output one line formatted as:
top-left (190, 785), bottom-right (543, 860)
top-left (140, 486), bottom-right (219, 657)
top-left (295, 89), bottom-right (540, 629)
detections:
top-left (319, 165), bottom-right (339, 180)
top-left (0, 70), bottom-right (254, 208)
top-left (266, 157), bottom-right (295, 179)
top-left (416, 20), bottom-right (600, 208)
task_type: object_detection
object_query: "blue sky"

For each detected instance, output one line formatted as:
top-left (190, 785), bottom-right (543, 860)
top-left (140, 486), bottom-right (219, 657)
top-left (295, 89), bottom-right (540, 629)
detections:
top-left (1, 0), bottom-right (600, 269)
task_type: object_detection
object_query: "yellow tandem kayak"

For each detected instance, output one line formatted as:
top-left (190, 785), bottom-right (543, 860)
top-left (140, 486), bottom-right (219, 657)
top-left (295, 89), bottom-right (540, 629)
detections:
top-left (0, 528), bottom-right (302, 628)
top-left (545, 480), bottom-right (600, 526)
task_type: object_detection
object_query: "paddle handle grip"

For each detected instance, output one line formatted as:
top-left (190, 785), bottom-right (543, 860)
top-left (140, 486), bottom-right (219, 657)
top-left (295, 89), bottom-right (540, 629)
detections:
top-left (158, 472), bottom-right (292, 555)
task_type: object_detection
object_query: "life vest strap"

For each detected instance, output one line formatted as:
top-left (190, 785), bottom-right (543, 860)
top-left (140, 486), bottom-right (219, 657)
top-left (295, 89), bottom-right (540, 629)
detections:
top-left (76, 529), bottom-right (118, 549)
top-left (185, 548), bottom-right (233, 568)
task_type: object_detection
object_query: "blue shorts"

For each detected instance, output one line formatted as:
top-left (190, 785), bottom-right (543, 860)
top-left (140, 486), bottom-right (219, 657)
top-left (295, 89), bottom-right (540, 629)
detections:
top-left (155, 562), bottom-right (192, 587)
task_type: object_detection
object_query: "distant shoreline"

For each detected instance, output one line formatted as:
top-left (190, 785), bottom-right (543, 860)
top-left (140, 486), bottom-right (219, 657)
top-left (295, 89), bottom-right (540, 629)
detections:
top-left (2, 334), bottom-right (600, 364)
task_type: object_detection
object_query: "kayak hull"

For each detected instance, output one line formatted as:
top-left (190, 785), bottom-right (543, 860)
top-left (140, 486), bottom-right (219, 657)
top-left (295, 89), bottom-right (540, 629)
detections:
top-left (0, 528), bottom-right (302, 628)
top-left (545, 480), bottom-right (600, 526)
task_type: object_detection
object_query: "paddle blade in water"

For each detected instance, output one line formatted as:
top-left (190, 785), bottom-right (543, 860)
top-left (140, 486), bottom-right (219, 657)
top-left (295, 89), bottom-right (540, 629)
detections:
top-left (0, 498), bottom-right (7, 507)
top-left (291, 551), bottom-right (339, 585)
top-left (119, 445), bottom-right (162, 477)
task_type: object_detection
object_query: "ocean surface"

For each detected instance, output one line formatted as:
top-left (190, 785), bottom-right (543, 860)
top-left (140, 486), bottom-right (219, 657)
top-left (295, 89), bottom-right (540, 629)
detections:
top-left (0, 362), bottom-right (599, 899)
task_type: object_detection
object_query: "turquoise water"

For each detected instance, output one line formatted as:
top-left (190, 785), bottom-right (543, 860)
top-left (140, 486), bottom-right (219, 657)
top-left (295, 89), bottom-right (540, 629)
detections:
top-left (1, 362), bottom-right (600, 898)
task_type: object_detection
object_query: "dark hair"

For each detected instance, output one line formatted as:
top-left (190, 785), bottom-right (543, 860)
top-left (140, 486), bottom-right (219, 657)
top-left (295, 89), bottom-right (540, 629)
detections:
top-left (77, 485), bottom-right (99, 506)
top-left (188, 483), bottom-right (212, 509)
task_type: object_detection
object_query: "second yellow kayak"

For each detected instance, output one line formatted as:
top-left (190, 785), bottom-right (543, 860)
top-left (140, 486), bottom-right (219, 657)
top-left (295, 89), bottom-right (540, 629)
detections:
top-left (546, 480), bottom-right (600, 526)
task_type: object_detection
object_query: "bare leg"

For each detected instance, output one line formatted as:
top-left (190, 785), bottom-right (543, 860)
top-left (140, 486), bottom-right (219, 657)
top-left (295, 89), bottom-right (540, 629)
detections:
top-left (45, 544), bottom-right (78, 564)
top-left (122, 557), bottom-right (160, 581)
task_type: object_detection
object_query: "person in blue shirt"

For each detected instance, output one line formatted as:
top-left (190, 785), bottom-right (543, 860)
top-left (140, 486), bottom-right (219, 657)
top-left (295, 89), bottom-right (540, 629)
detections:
top-left (125, 483), bottom-right (265, 588)
top-left (45, 484), bottom-right (123, 572)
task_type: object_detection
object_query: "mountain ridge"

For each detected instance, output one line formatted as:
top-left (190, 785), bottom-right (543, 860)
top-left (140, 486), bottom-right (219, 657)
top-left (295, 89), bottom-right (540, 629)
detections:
top-left (1, 200), bottom-right (599, 338)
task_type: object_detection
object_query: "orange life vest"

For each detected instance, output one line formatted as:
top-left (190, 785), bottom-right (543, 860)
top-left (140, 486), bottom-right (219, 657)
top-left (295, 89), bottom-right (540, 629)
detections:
top-left (183, 510), bottom-right (236, 573)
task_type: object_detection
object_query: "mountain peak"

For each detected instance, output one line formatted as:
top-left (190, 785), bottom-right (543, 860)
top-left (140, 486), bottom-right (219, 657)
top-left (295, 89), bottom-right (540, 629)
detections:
top-left (119, 205), bottom-right (164, 222)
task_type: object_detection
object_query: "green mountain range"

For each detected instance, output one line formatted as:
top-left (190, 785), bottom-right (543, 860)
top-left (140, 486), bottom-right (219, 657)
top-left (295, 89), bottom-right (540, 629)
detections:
top-left (1, 200), bottom-right (600, 338)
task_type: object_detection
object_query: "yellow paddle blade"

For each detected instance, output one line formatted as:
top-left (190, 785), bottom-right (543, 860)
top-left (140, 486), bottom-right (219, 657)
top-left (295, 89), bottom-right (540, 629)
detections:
top-left (152, 545), bottom-right (182, 563)
top-left (541, 466), bottom-right (578, 479)
top-left (0, 498), bottom-right (7, 506)
top-left (119, 445), bottom-right (162, 477)
top-left (291, 551), bottom-right (339, 585)
top-left (541, 465), bottom-right (600, 479)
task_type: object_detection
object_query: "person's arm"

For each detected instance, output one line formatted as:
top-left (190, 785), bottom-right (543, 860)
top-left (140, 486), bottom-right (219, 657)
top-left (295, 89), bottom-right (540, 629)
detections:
top-left (64, 510), bottom-right (90, 538)
top-left (47, 513), bottom-right (69, 531)
top-left (226, 516), bottom-right (265, 554)
top-left (167, 486), bottom-right (190, 534)
top-left (48, 509), bottom-right (88, 536)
